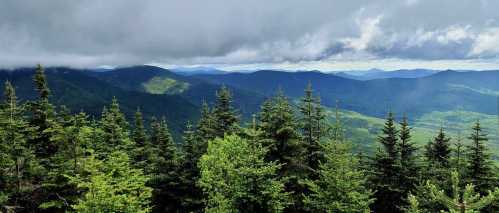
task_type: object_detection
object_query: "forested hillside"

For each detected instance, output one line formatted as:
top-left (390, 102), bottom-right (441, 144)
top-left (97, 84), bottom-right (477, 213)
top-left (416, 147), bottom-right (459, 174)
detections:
top-left (0, 65), bottom-right (498, 212)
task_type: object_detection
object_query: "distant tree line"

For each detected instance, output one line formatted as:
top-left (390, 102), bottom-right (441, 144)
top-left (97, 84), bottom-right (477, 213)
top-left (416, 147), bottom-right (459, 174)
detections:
top-left (0, 65), bottom-right (498, 212)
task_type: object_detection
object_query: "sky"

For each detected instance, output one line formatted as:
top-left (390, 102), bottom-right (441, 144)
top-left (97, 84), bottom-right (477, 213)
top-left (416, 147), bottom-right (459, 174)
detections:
top-left (2, 0), bottom-right (499, 71)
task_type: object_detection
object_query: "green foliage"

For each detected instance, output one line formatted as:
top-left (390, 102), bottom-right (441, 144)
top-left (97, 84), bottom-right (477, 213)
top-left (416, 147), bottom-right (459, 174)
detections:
top-left (198, 134), bottom-right (290, 212)
top-left (142, 76), bottom-right (189, 95)
top-left (212, 86), bottom-right (240, 137)
top-left (369, 111), bottom-right (404, 213)
top-left (465, 120), bottom-right (495, 194)
top-left (411, 170), bottom-right (499, 213)
top-left (69, 151), bottom-right (152, 212)
top-left (304, 141), bottom-right (373, 212)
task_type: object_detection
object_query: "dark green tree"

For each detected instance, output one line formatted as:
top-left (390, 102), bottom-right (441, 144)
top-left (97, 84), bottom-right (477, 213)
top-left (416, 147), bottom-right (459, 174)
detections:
top-left (465, 120), bottom-right (495, 195)
top-left (212, 86), bottom-right (239, 137)
top-left (99, 98), bottom-right (131, 154)
top-left (298, 83), bottom-right (326, 180)
top-left (398, 115), bottom-right (420, 202)
top-left (426, 127), bottom-right (452, 166)
top-left (30, 64), bottom-right (57, 161)
top-left (369, 111), bottom-right (403, 213)
top-left (0, 81), bottom-right (40, 211)
top-left (194, 101), bottom-right (216, 159)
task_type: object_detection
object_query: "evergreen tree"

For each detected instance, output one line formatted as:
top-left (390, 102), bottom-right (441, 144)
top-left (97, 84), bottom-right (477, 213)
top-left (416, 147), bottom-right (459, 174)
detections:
top-left (465, 120), bottom-right (495, 195)
top-left (194, 101), bottom-right (216, 159)
top-left (212, 86), bottom-right (239, 137)
top-left (398, 115), bottom-right (420, 202)
top-left (148, 117), bottom-right (183, 212)
top-left (410, 170), bottom-right (499, 213)
top-left (30, 64), bottom-right (57, 161)
top-left (131, 108), bottom-right (148, 167)
top-left (198, 134), bottom-right (290, 212)
top-left (0, 81), bottom-right (41, 211)
top-left (299, 83), bottom-right (324, 176)
top-left (304, 141), bottom-right (373, 212)
top-left (132, 108), bottom-right (147, 146)
top-left (257, 91), bottom-right (306, 211)
top-left (99, 97), bottom-right (131, 154)
top-left (69, 151), bottom-right (152, 212)
top-left (426, 127), bottom-right (452, 166)
top-left (178, 122), bottom-right (204, 211)
top-left (369, 111), bottom-right (403, 212)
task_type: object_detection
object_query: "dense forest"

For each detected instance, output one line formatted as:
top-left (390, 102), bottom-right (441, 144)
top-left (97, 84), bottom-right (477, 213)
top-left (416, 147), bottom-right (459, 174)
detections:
top-left (1, 65), bottom-right (498, 212)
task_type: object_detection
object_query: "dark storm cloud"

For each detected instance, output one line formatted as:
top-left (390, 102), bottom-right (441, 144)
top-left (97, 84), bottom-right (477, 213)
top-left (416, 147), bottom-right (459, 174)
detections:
top-left (1, 0), bottom-right (499, 68)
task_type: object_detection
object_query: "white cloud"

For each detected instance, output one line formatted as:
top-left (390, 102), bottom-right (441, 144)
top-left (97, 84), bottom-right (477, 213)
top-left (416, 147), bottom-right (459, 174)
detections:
top-left (342, 15), bottom-right (383, 51)
top-left (469, 28), bottom-right (499, 56)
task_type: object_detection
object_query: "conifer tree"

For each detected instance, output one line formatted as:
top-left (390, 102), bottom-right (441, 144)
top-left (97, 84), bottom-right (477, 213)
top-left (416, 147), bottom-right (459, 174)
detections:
top-left (148, 117), bottom-right (183, 212)
top-left (30, 64), bottom-right (57, 160)
top-left (427, 127), bottom-right (452, 166)
top-left (99, 98), bottom-right (131, 154)
top-left (398, 115), bottom-right (419, 201)
top-left (212, 86), bottom-right (239, 137)
top-left (0, 81), bottom-right (40, 211)
top-left (299, 83), bottom-right (326, 178)
top-left (198, 134), bottom-right (290, 212)
top-left (410, 170), bottom-right (499, 213)
top-left (69, 151), bottom-right (152, 212)
top-left (304, 141), bottom-right (373, 212)
top-left (132, 108), bottom-right (147, 146)
top-left (178, 122), bottom-right (205, 211)
top-left (194, 101), bottom-right (216, 159)
top-left (465, 120), bottom-right (494, 195)
top-left (369, 111), bottom-right (403, 212)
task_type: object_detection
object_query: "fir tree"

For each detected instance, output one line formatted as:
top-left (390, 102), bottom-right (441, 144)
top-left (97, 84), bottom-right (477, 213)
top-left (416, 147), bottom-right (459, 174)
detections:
top-left (299, 83), bottom-right (326, 179)
top-left (198, 134), bottom-right (290, 212)
top-left (304, 141), bottom-right (373, 212)
top-left (465, 120), bottom-right (494, 195)
top-left (30, 64), bottom-right (57, 160)
top-left (427, 127), bottom-right (452, 166)
top-left (99, 98), bottom-right (131, 154)
top-left (132, 108), bottom-right (147, 146)
top-left (212, 86), bottom-right (239, 137)
top-left (0, 81), bottom-right (40, 211)
top-left (369, 111), bottom-right (403, 213)
top-left (194, 101), bottom-right (216, 159)
top-left (398, 115), bottom-right (420, 202)
top-left (69, 151), bottom-right (152, 212)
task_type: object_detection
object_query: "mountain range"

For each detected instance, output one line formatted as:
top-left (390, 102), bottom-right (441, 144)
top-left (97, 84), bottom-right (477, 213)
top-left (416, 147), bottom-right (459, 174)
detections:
top-left (1, 66), bottom-right (498, 147)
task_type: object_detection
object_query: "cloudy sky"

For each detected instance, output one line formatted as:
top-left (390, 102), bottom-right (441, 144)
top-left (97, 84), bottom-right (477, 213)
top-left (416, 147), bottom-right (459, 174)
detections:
top-left (2, 0), bottom-right (499, 71)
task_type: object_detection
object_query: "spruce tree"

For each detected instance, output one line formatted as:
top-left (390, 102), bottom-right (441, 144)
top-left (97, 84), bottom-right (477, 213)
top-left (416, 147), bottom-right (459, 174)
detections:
top-left (30, 64), bottom-right (57, 160)
top-left (178, 122), bottom-right (204, 211)
top-left (148, 117), bottom-right (183, 212)
top-left (0, 81), bottom-right (40, 211)
top-left (132, 108), bottom-right (147, 146)
top-left (298, 83), bottom-right (326, 179)
top-left (304, 141), bottom-right (373, 212)
top-left (398, 115), bottom-right (419, 202)
top-left (427, 127), bottom-right (452, 166)
top-left (194, 101), bottom-right (216, 159)
top-left (212, 86), bottom-right (239, 137)
top-left (369, 111), bottom-right (403, 212)
top-left (99, 97), bottom-right (131, 154)
top-left (198, 134), bottom-right (290, 212)
top-left (465, 120), bottom-right (494, 195)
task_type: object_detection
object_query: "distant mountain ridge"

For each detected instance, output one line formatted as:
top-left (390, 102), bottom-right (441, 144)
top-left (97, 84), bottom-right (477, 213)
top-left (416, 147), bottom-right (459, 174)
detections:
top-left (334, 69), bottom-right (439, 80)
top-left (194, 69), bottom-right (499, 117)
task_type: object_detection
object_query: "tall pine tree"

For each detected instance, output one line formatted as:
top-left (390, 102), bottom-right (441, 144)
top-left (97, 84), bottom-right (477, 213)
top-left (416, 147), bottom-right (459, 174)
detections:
top-left (212, 86), bottom-right (239, 137)
top-left (465, 120), bottom-right (494, 195)
top-left (369, 111), bottom-right (403, 212)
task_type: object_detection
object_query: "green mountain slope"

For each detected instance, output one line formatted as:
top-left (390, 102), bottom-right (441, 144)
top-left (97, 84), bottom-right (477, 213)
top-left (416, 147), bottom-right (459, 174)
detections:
top-left (194, 70), bottom-right (499, 117)
top-left (0, 67), bottom-right (199, 136)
